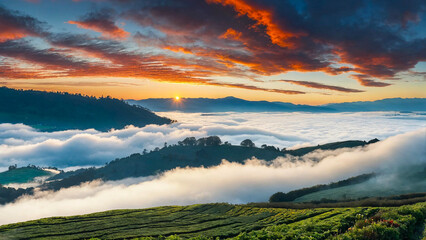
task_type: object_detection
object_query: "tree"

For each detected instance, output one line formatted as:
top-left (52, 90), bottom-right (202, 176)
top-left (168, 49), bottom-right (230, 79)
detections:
top-left (196, 136), bottom-right (221, 146)
top-left (206, 136), bottom-right (222, 146)
top-left (196, 137), bottom-right (207, 146)
top-left (261, 144), bottom-right (279, 151)
top-left (240, 139), bottom-right (255, 147)
top-left (269, 192), bottom-right (286, 202)
top-left (8, 164), bottom-right (17, 171)
top-left (181, 137), bottom-right (197, 146)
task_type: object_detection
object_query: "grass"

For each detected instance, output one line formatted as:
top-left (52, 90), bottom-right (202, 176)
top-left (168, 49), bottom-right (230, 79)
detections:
top-left (0, 202), bottom-right (424, 240)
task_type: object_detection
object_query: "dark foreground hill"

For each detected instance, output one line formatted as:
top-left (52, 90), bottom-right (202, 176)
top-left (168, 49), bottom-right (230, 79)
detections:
top-left (0, 87), bottom-right (172, 131)
top-left (0, 202), bottom-right (424, 239)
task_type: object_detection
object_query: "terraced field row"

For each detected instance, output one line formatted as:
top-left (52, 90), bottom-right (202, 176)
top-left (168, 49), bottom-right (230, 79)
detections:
top-left (0, 202), bottom-right (424, 239)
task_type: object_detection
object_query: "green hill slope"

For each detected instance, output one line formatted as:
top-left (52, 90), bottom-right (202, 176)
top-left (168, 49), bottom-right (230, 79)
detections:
top-left (294, 179), bottom-right (426, 203)
top-left (0, 87), bottom-right (172, 131)
top-left (0, 166), bottom-right (55, 185)
top-left (269, 168), bottom-right (426, 203)
top-left (0, 202), bottom-right (424, 239)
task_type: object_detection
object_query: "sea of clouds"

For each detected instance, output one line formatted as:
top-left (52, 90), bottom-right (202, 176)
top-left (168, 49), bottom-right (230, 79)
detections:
top-left (0, 111), bottom-right (425, 170)
top-left (0, 128), bottom-right (425, 224)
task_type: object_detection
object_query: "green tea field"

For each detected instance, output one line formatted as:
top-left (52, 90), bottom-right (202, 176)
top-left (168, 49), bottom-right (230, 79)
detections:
top-left (0, 202), bottom-right (424, 240)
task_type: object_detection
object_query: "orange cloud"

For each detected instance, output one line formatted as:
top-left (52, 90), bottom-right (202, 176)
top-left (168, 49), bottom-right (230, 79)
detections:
top-left (207, 0), bottom-right (304, 48)
top-left (0, 31), bottom-right (28, 43)
top-left (163, 46), bottom-right (193, 54)
top-left (68, 20), bottom-right (129, 39)
top-left (220, 28), bottom-right (242, 41)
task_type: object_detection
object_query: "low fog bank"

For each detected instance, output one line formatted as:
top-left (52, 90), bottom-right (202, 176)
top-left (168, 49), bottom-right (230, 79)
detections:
top-left (0, 128), bottom-right (424, 225)
top-left (296, 173), bottom-right (426, 202)
top-left (0, 112), bottom-right (425, 168)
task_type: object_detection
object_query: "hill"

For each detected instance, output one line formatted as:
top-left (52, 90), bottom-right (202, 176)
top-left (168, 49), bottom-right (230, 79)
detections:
top-left (269, 168), bottom-right (426, 204)
top-left (0, 87), bottom-right (172, 131)
top-left (293, 171), bottom-right (426, 203)
top-left (0, 202), bottom-right (424, 239)
top-left (0, 166), bottom-right (57, 185)
top-left (0, 137), bottom-right (371, 205)
top-left (128, 97), bottom-right (426, 113)
top-left (41, 138), bottom-right (370, 191)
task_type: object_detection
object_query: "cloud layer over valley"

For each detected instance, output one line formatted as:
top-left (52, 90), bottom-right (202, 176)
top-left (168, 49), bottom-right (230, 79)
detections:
top-left (0, 112), bottom-right (425, 170)
top-left (0, 128), bottom-right (424, 225)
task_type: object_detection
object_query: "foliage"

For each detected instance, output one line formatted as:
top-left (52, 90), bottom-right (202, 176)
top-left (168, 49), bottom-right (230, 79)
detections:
top-left (335, 202), bottom-right (426, 239)
top-left (197, 136), bottom-right (222, 146)
top-left (178, 137), bottom-right (197, 146)
top-left (240, 139), bottom-right (255, 148)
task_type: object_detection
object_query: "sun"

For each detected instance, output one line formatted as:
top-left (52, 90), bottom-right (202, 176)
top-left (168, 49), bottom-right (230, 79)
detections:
top-left (175, 96), bottom-right (180, 100)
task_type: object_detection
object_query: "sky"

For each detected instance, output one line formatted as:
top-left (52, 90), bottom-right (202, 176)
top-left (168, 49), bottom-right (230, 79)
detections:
top-left (0, 0), bottom-right (425, 104)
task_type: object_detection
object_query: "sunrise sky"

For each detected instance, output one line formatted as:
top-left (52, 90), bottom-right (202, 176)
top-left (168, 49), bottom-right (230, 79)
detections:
top-left (0, 0), bottom-right (425, 104)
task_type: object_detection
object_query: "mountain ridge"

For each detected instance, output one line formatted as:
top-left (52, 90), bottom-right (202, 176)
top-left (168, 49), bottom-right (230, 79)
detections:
top-left (128, 97), bottom-right (426, 113)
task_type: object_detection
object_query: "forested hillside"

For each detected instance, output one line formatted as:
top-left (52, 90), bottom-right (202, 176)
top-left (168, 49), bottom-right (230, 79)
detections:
top-left (0, 87), bottom-right (172, 131)
top-left (42, 137), bottom-right (370, 191)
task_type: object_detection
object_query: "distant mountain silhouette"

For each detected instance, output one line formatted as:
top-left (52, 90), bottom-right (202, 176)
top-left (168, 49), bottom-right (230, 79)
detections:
top-left (127, 96), bottom-right (333, 112)
top-left (324, 98), bottom-right (426, 112)
top-left (128, 97), bottom-right (426, 112)
top-left (0, 87), bottom-right (172, 131)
